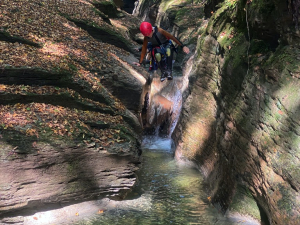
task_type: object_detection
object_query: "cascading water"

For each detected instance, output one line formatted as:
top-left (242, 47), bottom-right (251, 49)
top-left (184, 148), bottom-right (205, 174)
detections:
top-left (168, 87), bottom-right (182, 137)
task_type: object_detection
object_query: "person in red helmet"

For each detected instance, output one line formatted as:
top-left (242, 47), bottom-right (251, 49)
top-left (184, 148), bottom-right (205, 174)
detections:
top-left (134, 21), bottom-right (189, 81)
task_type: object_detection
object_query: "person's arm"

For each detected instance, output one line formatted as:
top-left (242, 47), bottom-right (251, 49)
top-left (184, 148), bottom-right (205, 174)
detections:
top-left (158, 27), bottom-right (182, 46)
top-left (133, 37), bottom-right (148, 66)
top-left (157, 27), bottom-right (190, 54)
top-left (139, 37), bottom-right (148, 64)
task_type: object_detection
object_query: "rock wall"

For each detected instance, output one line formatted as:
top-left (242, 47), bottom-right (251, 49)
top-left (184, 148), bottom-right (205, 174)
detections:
top-left (173, 0), bottom-right (300, 224)
top-left (0, 0), bottom-right (145, 221)
top-left (133, 0), bottom-right (161, 25)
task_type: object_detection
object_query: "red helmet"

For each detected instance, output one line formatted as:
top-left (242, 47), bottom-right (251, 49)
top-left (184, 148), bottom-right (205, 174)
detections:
top-left (140, 22), bottom-right (153, 36)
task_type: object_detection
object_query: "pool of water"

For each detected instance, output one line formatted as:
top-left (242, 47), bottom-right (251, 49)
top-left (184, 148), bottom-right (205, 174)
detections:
top-left (72, 136), bottom-right (260, 225)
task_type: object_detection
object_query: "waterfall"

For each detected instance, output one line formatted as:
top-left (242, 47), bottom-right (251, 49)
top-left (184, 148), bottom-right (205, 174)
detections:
top-left (168, 87), bottom-right (182, 137)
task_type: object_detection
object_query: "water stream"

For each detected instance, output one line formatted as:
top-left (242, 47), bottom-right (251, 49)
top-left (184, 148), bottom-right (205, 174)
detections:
top-left (72, 136), bottom-right (260, 225)
top-left (23, 135), bottom-right (260, 224)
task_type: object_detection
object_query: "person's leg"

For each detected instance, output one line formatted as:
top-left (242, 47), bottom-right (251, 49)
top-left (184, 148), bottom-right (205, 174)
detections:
top-left (165, 46), bottom-right (173, 80)
top-left (154, 49), bottom-right (166, 81)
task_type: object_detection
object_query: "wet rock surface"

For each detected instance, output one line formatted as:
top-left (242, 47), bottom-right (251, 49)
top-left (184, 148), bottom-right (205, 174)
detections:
top-left (140, 72), bottom-right (184, 136)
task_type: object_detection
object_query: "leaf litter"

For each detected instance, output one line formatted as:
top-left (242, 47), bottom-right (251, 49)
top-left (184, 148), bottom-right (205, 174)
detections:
top-left (0, 0), bottom-right (141, 150)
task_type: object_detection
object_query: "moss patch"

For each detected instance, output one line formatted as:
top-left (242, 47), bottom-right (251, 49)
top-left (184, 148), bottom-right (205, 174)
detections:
top-left (229, 185), bottom-right (261, 221)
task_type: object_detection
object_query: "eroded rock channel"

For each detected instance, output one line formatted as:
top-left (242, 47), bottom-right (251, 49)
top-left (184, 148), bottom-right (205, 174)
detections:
top-left (1, 0), bottom-right (300, 224)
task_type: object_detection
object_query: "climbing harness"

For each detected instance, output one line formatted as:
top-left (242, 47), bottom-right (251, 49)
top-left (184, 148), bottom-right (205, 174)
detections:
top-left (148, 40), bottom-right (177, 81)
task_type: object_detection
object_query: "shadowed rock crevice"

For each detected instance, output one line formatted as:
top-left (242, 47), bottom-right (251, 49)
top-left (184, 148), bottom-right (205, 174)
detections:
top-left (92, 1), bottom-right (120, 18)
top-left (71, 20), bottom-right (133, 52)
top-left (0, 93), bottom-right (115, 115)
top-left (0, 31), bottom-right (41, 48)
top-left (100, 77), bottom-right (142, 113)
top-left (0, 68), bottom-right (112, 105)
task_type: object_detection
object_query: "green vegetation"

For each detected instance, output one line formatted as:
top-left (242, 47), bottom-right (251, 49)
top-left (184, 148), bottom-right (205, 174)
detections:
top-left (229, 185), bottom-right (261, 221)
top-left (68, 63), bottom-right (78, 72)
top-left (249, 39), bottom-right (270, 55)
top-left (249, 0), bottom-right (275, 16)
top-left (67, 160), bottom-right (80, 175)
top-left (277, 184), bottom-right (294, 216)
top-left (263, 46), bottom-right (300, 73)
top-left (224, 0), bottom-right (238, 9)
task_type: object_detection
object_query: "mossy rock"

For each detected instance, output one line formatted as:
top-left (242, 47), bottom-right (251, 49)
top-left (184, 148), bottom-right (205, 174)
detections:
top-left (0, 31), bottom-right (42, 48)
top-left (263, 45), bottom-right (300, 74)
top-left (0, 130), bottom-right (38, 155)
top-left (229, 185), bottom-right (261, 221)
top-left (249, 39), bottom-right (270, 55)
top-left (206, 2), bottom-right (233, 37)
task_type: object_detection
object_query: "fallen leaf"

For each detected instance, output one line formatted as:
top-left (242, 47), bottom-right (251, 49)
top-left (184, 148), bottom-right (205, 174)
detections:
top-left (32, 141), bottom-right (37, 148)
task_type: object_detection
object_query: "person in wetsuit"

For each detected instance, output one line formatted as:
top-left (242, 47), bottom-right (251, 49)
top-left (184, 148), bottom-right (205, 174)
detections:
top-left (134, 21), bottom-right (190, 81)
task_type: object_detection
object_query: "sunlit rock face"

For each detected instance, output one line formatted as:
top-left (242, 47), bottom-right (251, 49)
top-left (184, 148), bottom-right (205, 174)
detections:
top-left (173, 0), bottom-right (300, 224)
top-left (0, 0), bottom-right (144, 220)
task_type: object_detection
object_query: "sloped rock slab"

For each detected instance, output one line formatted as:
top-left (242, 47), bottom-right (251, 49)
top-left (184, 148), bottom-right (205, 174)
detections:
top-left (0, 141), bottom-right (140, 219)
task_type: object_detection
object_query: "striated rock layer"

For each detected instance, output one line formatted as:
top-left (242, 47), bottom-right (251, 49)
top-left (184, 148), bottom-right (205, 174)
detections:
top-left (0, 0), bottom-right (145, 221)
top-left (173, 0), bottom-right (300, 224)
